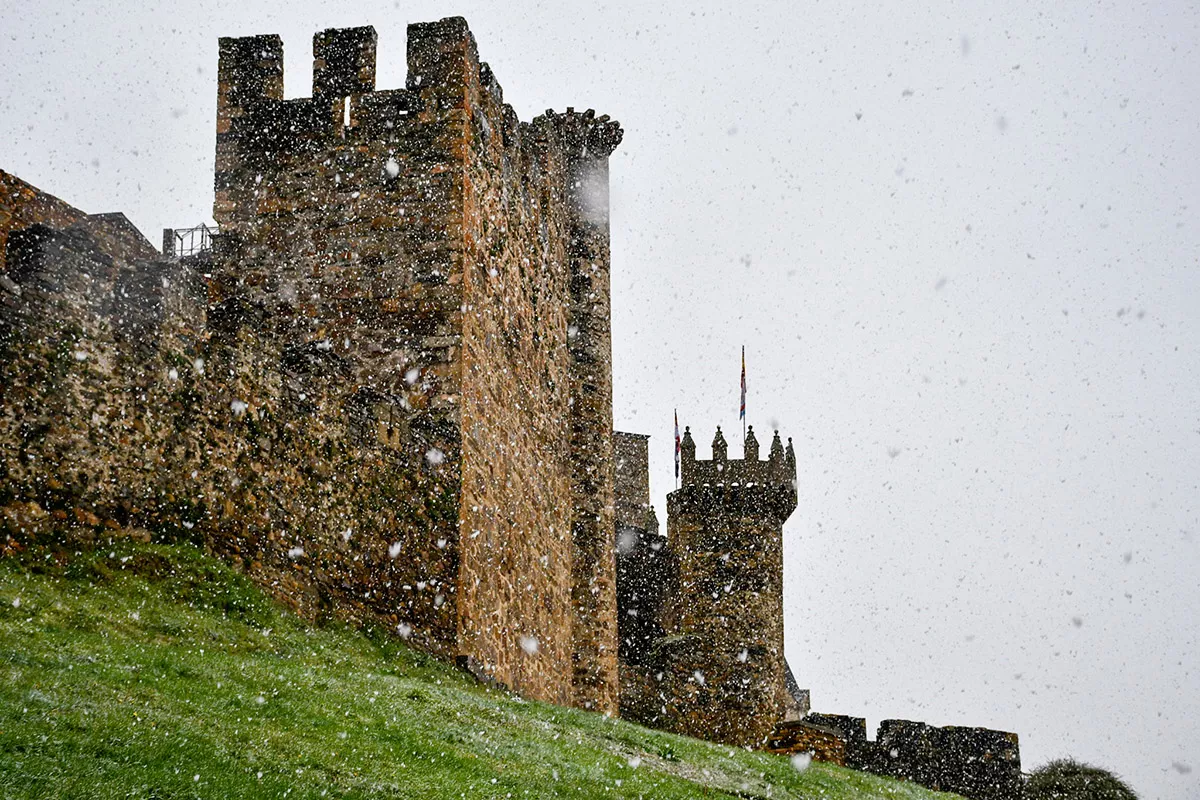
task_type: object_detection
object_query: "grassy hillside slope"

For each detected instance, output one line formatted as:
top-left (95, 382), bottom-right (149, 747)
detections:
top-left (0, 540), bottom-right (956, 799)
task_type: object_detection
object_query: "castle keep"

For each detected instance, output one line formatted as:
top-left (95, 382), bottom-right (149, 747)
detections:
top-left (210, 17), bottom-right (623, 710)
top-left (0, 16), bottom-right (1022, 798)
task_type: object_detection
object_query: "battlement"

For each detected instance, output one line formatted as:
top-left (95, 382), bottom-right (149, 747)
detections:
top-left (770, 715), bottom-right (1022, 800)
top-left (530, 108), bottom-right (624, 159)
top-left (215, 25), bottom-right (412, 151)
top-left (679, 424), bottom-right (796, 492)
top-left (215, 19), bottom-right (622, 164)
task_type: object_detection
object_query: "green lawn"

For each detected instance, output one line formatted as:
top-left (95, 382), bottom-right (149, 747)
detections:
top-left (0, 540), bottom-right (958, 799)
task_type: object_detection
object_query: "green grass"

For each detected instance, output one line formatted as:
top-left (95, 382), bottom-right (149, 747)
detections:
top-left (0, 540), bottom-right (958, 799)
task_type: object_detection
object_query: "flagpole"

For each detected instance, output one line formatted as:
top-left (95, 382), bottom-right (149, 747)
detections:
top-left (673, 409), bottom-right (680, 490)
top-left (740, 346), bottom-right (747, 443)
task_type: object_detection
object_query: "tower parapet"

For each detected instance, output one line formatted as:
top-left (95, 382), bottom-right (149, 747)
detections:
top-left (678, 425), bottom-right (797, 518)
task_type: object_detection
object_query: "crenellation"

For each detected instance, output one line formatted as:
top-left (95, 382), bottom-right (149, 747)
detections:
top-left (312, 26), bottom-right (378, 100)
top-left (680, 426), bottom-right (797, 505)
top-left (216, 34), bottom-right (284, 135)
top-left (771, 715), bottom-right (1022, 800)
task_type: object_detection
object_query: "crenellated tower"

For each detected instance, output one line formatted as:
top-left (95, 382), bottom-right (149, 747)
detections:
top-left (660, 423), bottom-right (798, 747)
top-left (210, 17), bottom-right (622, 712)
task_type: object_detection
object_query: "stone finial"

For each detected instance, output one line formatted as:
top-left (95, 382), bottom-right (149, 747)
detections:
top-left (786, 436), bottom-right (796, 476)
top-left (769, 430), bottom-right (785, 463)
top-left (744, 425), bottom-right (759, 461)
top-left (712, 426), bottom-right (728, 462)
top-left (680, 426), bottom-right (695, 459)
top-left (680, 426), bottom-right (696, 484)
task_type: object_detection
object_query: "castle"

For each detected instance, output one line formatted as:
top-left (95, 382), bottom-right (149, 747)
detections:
top-left (0, 17), bottom-right (1022, 798)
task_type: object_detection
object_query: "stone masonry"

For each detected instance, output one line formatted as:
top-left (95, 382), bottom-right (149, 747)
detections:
top-left (613, 423), bottom-right (800, 747)
top-left (768, 714), bottom-right (1023, 800)
top-left (2, 17), bottom-right (622, 713)
top-left (211, 16), bottom-right (625, 710)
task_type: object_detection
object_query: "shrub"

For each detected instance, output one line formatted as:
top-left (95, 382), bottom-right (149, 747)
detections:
top-left (1026, 758), bottom-right (1138, 800)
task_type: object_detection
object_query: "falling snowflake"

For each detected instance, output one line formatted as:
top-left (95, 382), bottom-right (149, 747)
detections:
top-left (790, 753), bottom-right (812, 772)
top-left (425, 448), bottom-right (445, 465)
top-left (388, 542), bottom-right (402, 558)
top-left (287, 547), bottom-right (304, 559)
top-left (616, 528), bottom-right (639, 554)
top-left (519, 635), bottom-right (539, 655)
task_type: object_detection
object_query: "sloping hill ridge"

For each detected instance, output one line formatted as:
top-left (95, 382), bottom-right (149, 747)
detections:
top-left (0, 539), bottom-right (959, 799)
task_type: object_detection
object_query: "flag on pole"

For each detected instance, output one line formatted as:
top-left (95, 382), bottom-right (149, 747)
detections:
top-left (739, 346), bottom-right (747, 422)
top-left (674, 410), bottom-right (681, 481)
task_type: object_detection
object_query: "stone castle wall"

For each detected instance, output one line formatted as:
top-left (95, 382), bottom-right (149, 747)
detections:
top-left (0, 207), bottom-right (465, 656)
top-left (613, 432), bottom-right (672, 720)
top-left (766, 721), bottom-right (848, 766)
top-left (1, 16), bottom-right (621, 711)
top-left (0, 170), bottom-right (88, 275)
top-left (770, 714), bottom-right (1022, 800)
top-left (211, 17), bottom-right (623, 707)
top-left (613, 432), bottom-right (651, 533)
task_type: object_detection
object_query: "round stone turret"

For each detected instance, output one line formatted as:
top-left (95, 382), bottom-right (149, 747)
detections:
top-left (658, 419), bottom-right (799, 748)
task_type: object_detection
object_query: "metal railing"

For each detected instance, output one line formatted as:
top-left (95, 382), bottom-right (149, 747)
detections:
top-left (162, 224), bottom-right (217, 259)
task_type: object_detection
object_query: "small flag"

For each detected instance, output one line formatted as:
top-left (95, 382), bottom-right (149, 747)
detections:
top-left (674, 410), bottom-right (681, 480)
top-left (739, 346), bottom-right (747, 422)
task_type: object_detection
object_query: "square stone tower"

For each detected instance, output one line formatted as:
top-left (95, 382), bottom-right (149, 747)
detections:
top-left (212, 18), bottom-right (622, 712)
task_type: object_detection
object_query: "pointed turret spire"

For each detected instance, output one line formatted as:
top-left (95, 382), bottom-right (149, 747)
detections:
top-left (769, 430), bottom-right (785, 462)
top-left (679, 426), bottom-right (696, 485)
top-left (744, 425), bottom-right (759, 461)
top-left (712, 426), bottom-right (728, 462)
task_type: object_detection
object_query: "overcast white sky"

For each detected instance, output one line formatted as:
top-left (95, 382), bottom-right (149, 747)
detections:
top-left (2, 1), bottom-right (1197, 797)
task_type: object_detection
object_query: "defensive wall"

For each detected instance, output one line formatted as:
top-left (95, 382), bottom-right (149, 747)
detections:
top-left (768, 714), bottom-right (1023, 800)
top-left (1, 17), bottom-right (622, 713)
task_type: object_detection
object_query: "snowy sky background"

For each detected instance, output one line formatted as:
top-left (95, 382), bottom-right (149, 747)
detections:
top-left (2, 0), bottom-right (1197, 797)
